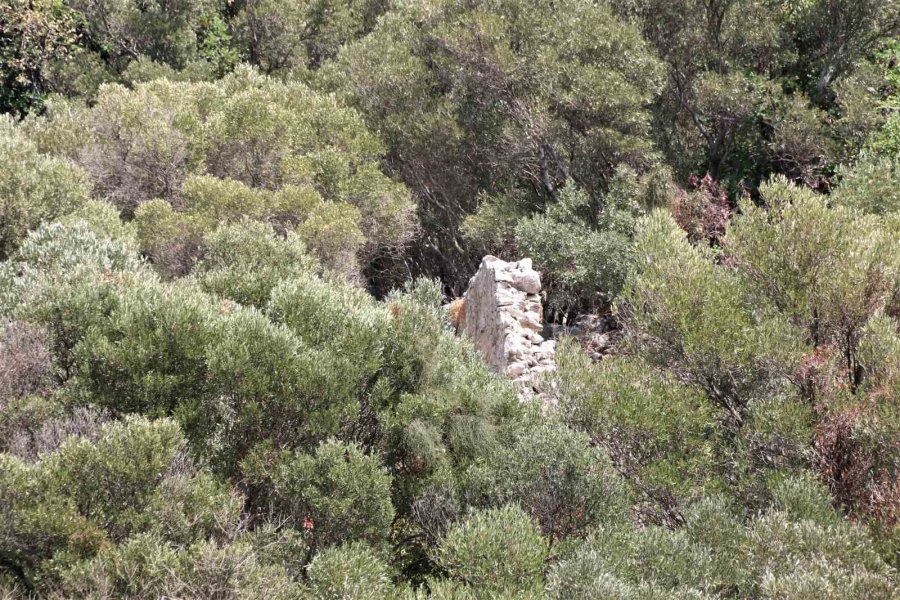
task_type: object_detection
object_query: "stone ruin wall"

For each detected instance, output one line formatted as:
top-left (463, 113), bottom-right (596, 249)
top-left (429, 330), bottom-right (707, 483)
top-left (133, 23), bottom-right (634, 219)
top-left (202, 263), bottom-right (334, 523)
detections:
top-left (456, 256), bottom-right (556, 396)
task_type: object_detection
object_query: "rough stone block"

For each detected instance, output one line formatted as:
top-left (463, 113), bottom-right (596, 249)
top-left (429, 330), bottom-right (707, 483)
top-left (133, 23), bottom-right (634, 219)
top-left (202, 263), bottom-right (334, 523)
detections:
top-left (456, 256), bottom-right (557, 400)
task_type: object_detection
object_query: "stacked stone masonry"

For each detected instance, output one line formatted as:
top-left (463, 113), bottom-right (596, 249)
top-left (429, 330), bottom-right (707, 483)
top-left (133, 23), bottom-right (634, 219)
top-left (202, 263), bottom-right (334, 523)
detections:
top-left (457, 256), bottom-right (556, 396)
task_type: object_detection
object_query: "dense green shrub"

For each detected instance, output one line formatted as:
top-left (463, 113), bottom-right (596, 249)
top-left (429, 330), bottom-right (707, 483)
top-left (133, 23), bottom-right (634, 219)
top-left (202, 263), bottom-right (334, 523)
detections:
top-left (727, 176), bottom-right (899, 359)
top-left (612, 0), bottom-right (895, 186)
top-left (23, 67), bottom-right (413, 279)
top-left (57, 200), bottom-right (138, 249)
top-left (745, 511), bottom-right (898, 599)
top-left (59, 532), bottom-right (304, 600)
top-left (1, 2), bottom-right (899, 596)
top-left (0, 416), bottom-right (244, 593)
top-left (68, 0), bottom-right (217, 71)
top-left (618, 208), bottom-right (803, 426)
top-left (233, 0), bottom-right (389, 73)
top-left (555, 342), bottom-right (722, 521)
top-left (0, 118), bottom-right (91, 259)
top-left (0, 221), bottom-right (152, 378)
top-left (833, 153), bottom-right (900, 215)
top-left (465, 420), bottom-right (629, 542)
top-left (306, 542), bottom-right (396, 600)
top-left (0, 0), bottom-right (84, 115)
top-left (320, 0), bottom-right (664, 293)
top-left (513, 179), bottom-right (641, 314)
top-left (192, 220), bottom-right (318, 307)
top-left (242, 440), bottom-right (395, 550)
top-left (72, 282), bottom-right (218, 417)
top-left (614, 175), bottom-right (900, 555)
top-left (438, 505), bottom-right (547, 596)
top-left (548, 477), bottom-right (899, 599)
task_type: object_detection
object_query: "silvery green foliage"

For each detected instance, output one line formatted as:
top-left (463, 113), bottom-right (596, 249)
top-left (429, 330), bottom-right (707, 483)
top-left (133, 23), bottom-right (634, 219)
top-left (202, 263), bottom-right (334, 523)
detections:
top-left (0, 416), bottom-right (244, 591)
top-left (307, 542), bottom-right (396, 600)
top-left (241, 440), bottom-right (395, 550)
top-left (0, 118), bottom-right (91, 259)
top-left (192, 219), bottom-right (319, 307)
top-left (23, 66), bottom-right (414, 278)
top-left (464, 421), bottom-right (629, 542)
top-left (548, 479), bottom-right (898, 600)
top-left (438, 505), bottom-right (547, 596)
top-left (515, 182), bottom-right (637, 315)
top-left (833, 152), bottom-right (900, 216)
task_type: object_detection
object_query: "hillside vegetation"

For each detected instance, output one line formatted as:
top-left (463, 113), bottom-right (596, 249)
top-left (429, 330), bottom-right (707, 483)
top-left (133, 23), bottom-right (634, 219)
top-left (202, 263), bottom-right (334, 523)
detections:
top-left (1, 1), bottom-right (899, 598)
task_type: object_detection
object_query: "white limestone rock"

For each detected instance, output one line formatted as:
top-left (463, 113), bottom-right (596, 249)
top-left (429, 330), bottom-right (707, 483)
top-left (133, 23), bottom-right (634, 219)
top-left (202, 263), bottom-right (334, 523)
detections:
top-left (457, 256), bottom-right (556, 400)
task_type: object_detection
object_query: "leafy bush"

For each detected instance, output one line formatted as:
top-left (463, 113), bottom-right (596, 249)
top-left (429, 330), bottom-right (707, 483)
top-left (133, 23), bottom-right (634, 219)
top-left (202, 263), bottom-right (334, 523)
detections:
top-left (727, 176), bottom-right (899, 359)
top-left (242, 440), bottom-right (395, 550)
top-left (438, 505), bottom-right (547, 595)
top-left (0, 118), bottom-right (91, 259)
top-left (27, 68), bottom-right (414, 278)
top-left (833, 152), bottom-right (900, 215)
top-left (0, 0), bottom-right (85, 115)
top-left (307, 542), bottom-right (396, 600)
top-left (548, 524), bottom-right (723, 598)
top-left (555, 342), bottom-right (721, 522)
top-left (618, 208), bottom-right (803, 426)
top-left (233, 0), bottom-right (388, 73)
top-left (193, 220), bottom-right (318, 307)
top-left (514, 180), bottom-right (640, 315)
top-left (72, 0), bottom-right (214, 69)
top-left (745, 510), bottom-right (897, 599)
top-left (0, 416), bottom-right (242, 593)
top-left (59, 532), bottom-right (304, 600)
top-left (465, 420), bottom-right (629, 541)
top-left (548, 480), bottom-right (899, 599)
top-left (72, 282), bottom-right (219, 418)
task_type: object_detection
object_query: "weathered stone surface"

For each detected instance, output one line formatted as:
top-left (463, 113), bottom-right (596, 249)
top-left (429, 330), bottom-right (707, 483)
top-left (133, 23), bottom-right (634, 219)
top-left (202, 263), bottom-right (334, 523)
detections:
top-left (457, 256), bottom-right (556, 399)
top-left (510, 270), bottom-right (541, 294)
